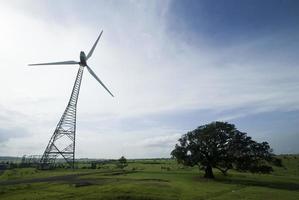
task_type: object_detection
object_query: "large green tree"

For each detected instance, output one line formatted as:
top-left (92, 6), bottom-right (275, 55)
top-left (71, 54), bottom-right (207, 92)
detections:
top-left (171, 121), bottom-right (281, 178)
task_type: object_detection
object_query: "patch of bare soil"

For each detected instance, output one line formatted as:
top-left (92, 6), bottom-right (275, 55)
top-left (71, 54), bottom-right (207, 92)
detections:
top-left (0, 171), bottom-right (111, 186)
top-left (0, 170), bottom-right (169, 188)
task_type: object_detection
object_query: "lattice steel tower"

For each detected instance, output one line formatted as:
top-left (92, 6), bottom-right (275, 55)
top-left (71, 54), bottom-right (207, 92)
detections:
top-left (40, 66), bottom-right (83, 168)
top-left (29, 31), bottom-right (114, 169)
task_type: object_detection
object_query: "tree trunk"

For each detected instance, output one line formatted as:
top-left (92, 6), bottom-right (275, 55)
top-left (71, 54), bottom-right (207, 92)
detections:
top-left (204, 165), bottom-right (214, 179)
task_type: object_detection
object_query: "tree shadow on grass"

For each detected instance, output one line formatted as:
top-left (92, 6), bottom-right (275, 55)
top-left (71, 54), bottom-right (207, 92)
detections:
top-left (215, 176), bottom-right (299, 191)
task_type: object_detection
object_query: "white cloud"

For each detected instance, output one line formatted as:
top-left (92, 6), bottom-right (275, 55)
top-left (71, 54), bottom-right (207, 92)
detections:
top-left (0, 1), bottom-right (298, 157)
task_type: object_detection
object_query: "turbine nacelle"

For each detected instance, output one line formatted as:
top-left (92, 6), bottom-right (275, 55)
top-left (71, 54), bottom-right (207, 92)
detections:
top-left (80, 51), bottom-right (87, 66)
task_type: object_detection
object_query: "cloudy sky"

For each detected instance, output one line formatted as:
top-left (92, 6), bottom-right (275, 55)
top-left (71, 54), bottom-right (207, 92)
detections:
top-left (0, 0), bottom-right (298, 158)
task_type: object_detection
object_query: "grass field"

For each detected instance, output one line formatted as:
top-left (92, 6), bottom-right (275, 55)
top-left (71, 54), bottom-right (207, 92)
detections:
top-left (0, 156), bottom-right (299, 200)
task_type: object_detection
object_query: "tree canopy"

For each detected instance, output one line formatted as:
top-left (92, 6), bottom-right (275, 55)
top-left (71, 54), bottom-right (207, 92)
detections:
top-left (117, 156), bottom-right (128, 169)
top-left (171, 121), bottom-right (281, 178)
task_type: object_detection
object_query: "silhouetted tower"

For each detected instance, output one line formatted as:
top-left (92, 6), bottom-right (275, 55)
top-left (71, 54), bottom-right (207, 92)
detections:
top-left (40, 66), bottom-right (84, 169)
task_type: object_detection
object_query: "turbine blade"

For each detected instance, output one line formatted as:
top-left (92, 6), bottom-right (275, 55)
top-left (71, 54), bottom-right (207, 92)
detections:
top-left (86, 30), bottom-right (103, 60)
top-left (86, 65), bottom-right (114, 97)
top-left (28, 60), bottom-right (79, 66)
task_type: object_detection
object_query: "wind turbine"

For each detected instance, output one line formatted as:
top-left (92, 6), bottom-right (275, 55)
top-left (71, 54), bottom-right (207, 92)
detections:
top-left (29, 30), bottom-right (113, 169)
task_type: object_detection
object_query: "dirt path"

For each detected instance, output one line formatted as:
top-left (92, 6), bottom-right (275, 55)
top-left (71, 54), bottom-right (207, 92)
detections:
top-left (0, 171), bottom-right (111, 186)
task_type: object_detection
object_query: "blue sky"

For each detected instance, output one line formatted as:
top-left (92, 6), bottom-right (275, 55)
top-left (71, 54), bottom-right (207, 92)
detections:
top-left (0, 0), bottom-right (298, 158)
top-left (169, 0), bottom-right (299, 44)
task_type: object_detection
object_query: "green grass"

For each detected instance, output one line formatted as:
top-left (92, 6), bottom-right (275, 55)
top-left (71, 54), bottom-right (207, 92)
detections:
top-left (0, 156), bottom-right (299, 200)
